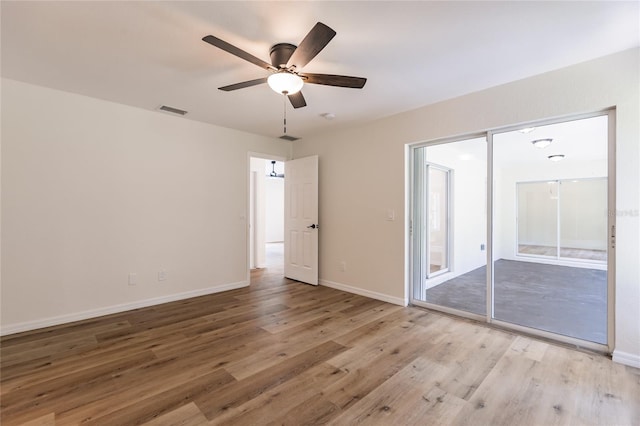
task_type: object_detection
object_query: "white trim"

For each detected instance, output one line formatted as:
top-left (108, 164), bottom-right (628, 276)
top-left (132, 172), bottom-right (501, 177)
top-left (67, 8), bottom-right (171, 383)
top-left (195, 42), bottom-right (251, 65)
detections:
top-left (412, 299), bottom-right (486, 323)
top-left (247, 152), bottom-right (289, 284)
top-left (0, 281), bottom-right (249, 336)
top-left (612, 350), bottom-right (640, 368)
top-left (320, 279), bottom-right (407, 307)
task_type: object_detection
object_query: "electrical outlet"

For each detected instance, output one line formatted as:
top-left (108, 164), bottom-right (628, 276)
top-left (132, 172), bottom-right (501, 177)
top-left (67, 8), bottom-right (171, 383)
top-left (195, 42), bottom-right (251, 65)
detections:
top-left (340, 261), bottom-right (346, 272)
top-left (158, 271), bottom-right (168, 281)
top-left (386, 209), bottom-right (395, 221)
top-left (128, 273), bottom-right (137, 286)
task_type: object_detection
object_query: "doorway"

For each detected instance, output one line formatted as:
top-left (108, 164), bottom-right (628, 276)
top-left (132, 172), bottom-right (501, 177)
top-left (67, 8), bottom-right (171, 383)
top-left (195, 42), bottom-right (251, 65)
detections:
top-left (410, 111), bottom-right (614, 351)
top-left (249, 156), bottom-right (285, 273)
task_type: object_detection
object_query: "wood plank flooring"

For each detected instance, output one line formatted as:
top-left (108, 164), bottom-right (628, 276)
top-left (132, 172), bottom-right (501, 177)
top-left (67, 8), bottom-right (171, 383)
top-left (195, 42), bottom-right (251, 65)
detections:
top-left (2, 266), bottom-right (639, 425)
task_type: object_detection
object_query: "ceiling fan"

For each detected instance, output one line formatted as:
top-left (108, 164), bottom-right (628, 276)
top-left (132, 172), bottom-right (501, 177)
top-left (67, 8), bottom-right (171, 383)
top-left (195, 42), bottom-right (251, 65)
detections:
top-left (202, 22), bottom-right (367, 109)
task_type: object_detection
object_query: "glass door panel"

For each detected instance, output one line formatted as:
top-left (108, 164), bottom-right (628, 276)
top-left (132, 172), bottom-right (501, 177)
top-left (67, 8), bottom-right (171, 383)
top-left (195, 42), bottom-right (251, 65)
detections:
top-left (492, 115), bottom-right (608, 344)
top-left (412, 137), bottom-right (487, 316)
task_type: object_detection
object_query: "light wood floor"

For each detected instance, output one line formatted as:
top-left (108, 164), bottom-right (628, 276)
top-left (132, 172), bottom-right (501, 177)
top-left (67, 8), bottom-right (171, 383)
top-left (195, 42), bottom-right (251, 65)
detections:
top-left (2, 267), bottom-right (639, 425)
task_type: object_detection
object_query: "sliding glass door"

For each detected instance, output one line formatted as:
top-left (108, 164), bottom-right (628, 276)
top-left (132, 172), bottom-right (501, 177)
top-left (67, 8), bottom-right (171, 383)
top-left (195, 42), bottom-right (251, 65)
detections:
top-left (410, 111), bottom-right (614, 350)
top-left (492, 115), bottom-right (609, 345)
top-left (517, 178), bottom-right (607, 262)
top-left (412, 137), bottom-right (487, 317)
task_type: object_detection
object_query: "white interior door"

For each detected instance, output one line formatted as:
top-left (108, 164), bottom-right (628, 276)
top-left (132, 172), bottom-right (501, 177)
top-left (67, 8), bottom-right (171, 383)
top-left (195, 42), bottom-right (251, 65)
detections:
top-left (284, 155), bottom-right (319, 285)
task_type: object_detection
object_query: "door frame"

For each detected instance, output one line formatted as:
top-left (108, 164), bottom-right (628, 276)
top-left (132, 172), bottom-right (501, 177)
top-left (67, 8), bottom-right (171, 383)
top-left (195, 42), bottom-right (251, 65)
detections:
top-left (407, 108), bottom-right (616, 354)
top-left (246, 152), bottom-right (288, 284)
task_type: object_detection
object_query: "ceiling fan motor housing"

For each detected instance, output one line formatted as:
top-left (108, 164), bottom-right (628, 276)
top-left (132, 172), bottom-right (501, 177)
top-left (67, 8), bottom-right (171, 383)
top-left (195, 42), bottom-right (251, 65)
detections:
top-left (270, 43), bottom-right (297, 69)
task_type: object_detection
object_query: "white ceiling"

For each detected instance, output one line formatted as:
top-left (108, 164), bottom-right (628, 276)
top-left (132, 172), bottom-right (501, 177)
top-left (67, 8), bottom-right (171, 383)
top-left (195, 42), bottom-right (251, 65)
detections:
top-left (493, 115), bottom-right (608, 165)
top-left (426, 115), bottom-right (608, 166)
top-left (2, 1), bottom-right (638, 140)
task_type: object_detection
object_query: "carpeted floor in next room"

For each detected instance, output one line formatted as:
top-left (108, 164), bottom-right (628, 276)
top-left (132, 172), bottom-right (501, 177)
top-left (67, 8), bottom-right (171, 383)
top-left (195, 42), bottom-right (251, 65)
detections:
top-left (425, 259), bottom-right (607, 344)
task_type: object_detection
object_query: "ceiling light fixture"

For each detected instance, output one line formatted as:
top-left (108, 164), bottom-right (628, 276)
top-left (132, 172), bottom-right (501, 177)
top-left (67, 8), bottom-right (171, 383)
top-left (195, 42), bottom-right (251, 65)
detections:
top-left (269, 160), bottom-right (284, 178)
top-left (531, 138), bottom-right (553, 149)
top-left (519, 127), bottom-right (536, 134)
top-left (267, 72), bottom-right (304, 95)
top-left (548, 154), bottom-right (565, 162)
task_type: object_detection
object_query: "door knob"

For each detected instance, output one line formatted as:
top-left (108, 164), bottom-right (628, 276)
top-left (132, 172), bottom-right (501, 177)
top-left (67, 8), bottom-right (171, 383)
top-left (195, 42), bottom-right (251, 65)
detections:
top-left (307, 224), bottom-right (319, 229)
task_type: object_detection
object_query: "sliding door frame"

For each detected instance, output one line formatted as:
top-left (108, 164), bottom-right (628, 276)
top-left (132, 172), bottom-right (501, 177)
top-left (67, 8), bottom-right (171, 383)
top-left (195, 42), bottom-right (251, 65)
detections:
top-left (409, 108), bottom-right (615, 354)
top-left (409, 133), bottom-right (487, 322)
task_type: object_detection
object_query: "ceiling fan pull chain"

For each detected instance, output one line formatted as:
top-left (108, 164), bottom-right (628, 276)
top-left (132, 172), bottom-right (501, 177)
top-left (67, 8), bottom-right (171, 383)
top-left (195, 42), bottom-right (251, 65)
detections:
top-left (283, 90), bottom-right (288, 134)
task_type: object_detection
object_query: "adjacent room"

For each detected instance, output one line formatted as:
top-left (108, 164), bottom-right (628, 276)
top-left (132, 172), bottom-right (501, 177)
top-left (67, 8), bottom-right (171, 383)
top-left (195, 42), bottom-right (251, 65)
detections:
top-left (416, 115), bottom-right (609, 344)
top-left (2, 1), bottom-right (639, 425)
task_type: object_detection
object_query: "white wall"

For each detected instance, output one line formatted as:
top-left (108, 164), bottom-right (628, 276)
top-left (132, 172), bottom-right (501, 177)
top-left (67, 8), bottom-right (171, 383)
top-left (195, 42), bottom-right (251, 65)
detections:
top-left (1, 78), bottom-right (291, 333)
top-left (292, 48), bottom-right (640, 366)
top-left (265, 178), bottom-right (284, 243)
top-left (265, 177), bottom-right (284, 242)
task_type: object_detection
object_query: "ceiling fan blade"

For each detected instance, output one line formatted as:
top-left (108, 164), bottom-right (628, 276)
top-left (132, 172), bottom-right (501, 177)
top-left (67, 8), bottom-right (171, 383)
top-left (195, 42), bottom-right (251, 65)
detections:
top-left (286, 22), bottom-right (336, 70)
top-left (203, 35), bottom-right (274, 71)
top-left (218, 77), bottom-right (268, 92)
top-left (288, 91), bottom-right (307, 109)
top-left (302, 73), bottom-right (367, 89)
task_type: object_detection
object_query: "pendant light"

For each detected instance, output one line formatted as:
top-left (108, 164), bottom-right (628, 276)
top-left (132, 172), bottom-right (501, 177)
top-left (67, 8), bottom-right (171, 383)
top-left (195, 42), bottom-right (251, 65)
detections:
top-left (269, 160), bottom-right (284, 178)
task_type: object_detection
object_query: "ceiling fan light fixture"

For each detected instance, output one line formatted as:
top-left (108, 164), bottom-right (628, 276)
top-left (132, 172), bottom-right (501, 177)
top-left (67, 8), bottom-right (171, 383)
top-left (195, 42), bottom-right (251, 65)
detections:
top-left (267, 72), bottom-right (303, 95)
top-left (531, 138), bottom-right (553, 149)
top-left (548, 154), bottom-right (565, 162)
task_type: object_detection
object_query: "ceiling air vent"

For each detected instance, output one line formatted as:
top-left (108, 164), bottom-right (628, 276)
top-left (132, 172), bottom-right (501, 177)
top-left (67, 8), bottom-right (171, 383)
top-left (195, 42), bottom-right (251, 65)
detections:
top-left (158, 105), bottom-right (188, 116)
top-left (279, 135), bottom-right (300, 141)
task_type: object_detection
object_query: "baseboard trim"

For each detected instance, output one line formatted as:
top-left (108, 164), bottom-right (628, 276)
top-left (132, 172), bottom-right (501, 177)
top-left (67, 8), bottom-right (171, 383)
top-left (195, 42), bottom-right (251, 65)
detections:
top-left (319, 279), bottom-right (407, 307)
top-left (0, 281), bottom-right (249, 336)
top-left (612, 349), bottom-right (640, 368)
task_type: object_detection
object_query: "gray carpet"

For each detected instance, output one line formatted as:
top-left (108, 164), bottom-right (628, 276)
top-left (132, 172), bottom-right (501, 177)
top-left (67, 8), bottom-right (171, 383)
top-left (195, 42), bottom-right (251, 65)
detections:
top-left (424, 259), bottom-right (607, 344)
